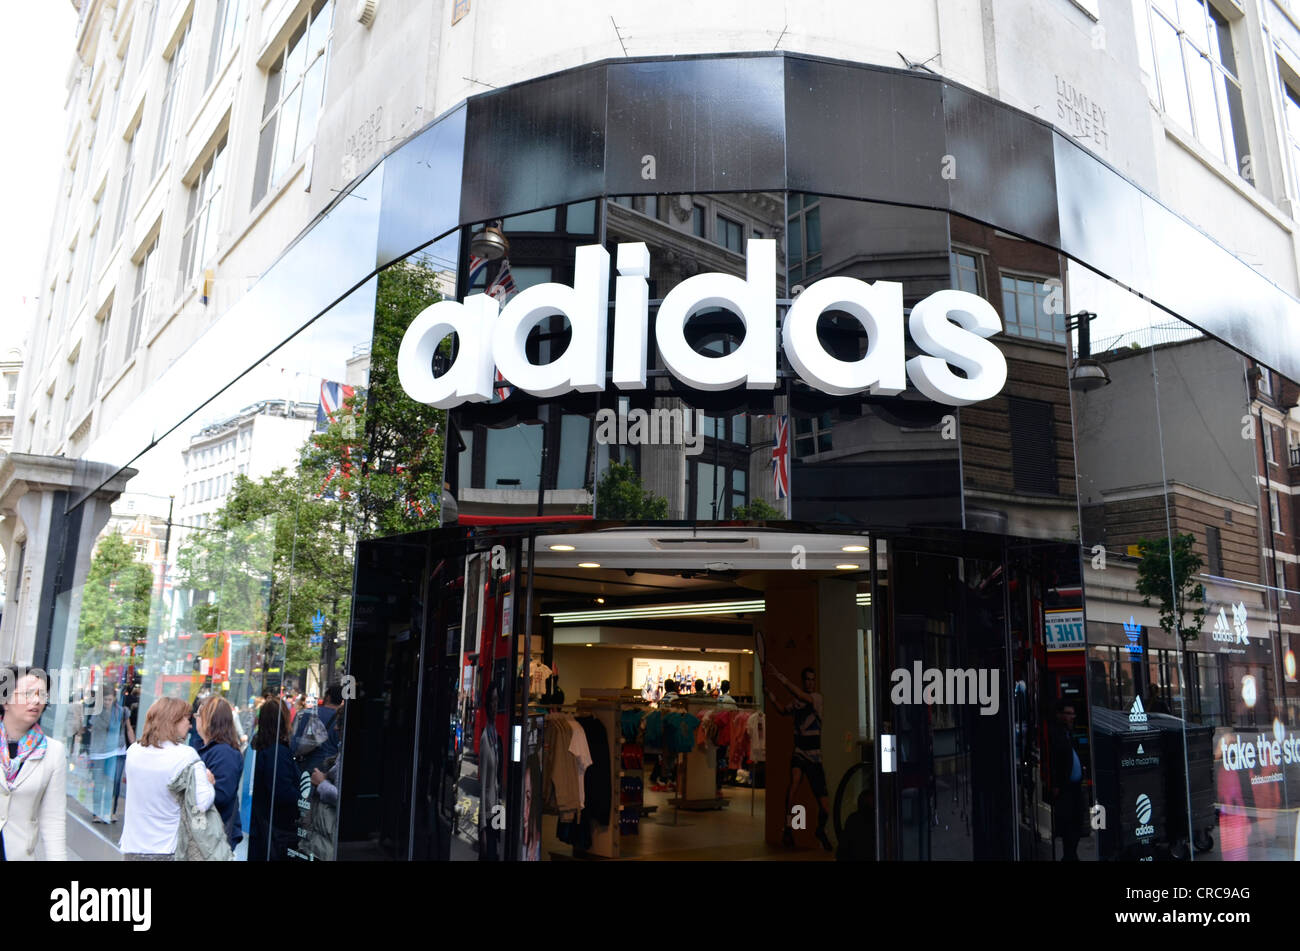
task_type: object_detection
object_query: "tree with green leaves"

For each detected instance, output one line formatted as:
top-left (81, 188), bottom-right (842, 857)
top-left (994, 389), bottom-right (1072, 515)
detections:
top-left (733, 498), bottom-right (783, 520)
top-left (302, 257), bottom-right (447, 539)
top-left (1134, 533), bottom-right (1207, 644)
top-left (173, 256), bottom-right (451, 687)
top-left (78, 532), bottom-right (155, 658)
top-left (580, 461), bottom-right (669, 519)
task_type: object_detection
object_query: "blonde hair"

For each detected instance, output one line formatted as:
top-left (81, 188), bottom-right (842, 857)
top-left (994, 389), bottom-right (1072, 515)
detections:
top-left (196, 695), bottom-right (240, 750)
top-left (139, 696), bottom-right (190, 748)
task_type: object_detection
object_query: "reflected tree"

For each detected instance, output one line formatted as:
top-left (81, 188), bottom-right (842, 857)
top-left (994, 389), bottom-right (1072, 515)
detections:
top-left (78, 532), bottom-right (154, 656)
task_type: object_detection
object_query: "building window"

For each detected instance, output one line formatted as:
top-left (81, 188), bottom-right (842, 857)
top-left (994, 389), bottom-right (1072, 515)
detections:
top-left (1008, 396), bottom-right (1057, 494)
top-left (112, 118), bottom-right (140, 245)
top-left (63, 381), bottom-right (76, 434)
top-left (691, 461), bottom-right (747, 519)
top-left (91, 297), bottom-right (112, 395)
top-left (1000, 273), bottom-right (1064, 344)
top-left (80, 198), bottom-right (102, 304)
top-left (1206, 524), bottom-right (1223, 576)
top-left (125, 236), bottom-right (158, 360)
top-left (252, 0), bottom-right (334, 205)
top-left (1271, 489), bottom-right (1283, 533)
top-left (950, 250), bottom-right (982, 294)
top-left (1277, 558), bottom-right (1289, 600)
top-left (206, 0), bottom-right (245, 88)
top-left (692, 204), bottom-right (706, 238)
top-left (794, 412), bottom-right (833, 459)
top-left (180, 135), bottom-right (228, 284)
top-left (3, 373), bottom-right (17, 411)
top-left (1258, 364), bottom-right (1273, 397)
top-left (1146, 0), bottom-right (1249, 175)
top-left (786, 193), bottom-right (821, 283)
top-left (150, 17), bottom-right (191, 178)
top-left (1264, 421), bottom-right (1276, 466)
top-left (716, 214), bottom-right (744, 254)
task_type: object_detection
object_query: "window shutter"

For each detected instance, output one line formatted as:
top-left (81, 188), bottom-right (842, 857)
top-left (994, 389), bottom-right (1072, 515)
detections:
top-left (1008, 397), bottom-right (1056, 494)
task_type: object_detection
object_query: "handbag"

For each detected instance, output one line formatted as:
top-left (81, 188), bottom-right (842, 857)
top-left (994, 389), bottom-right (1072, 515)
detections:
top-left (298, 791), bottom-right (338, 861)
top-left (292, 711), bottom-right (329, 761)
top-left (168, 752), bottom-right (234, 862)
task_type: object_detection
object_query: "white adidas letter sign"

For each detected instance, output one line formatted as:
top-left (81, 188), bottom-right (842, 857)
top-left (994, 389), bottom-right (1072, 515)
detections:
top-left (398, 240), bottom-right (1008, 408)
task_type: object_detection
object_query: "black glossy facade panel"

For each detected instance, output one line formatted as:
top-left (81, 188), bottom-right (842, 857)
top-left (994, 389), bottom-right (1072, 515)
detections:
top-left (604, 57), bottom-right (787, 195)
top-left (1137, 193), bottom-right (1300, 382)
top-left (461, 66), bottom-right (607, 224)
top-left (784, 57), bottom-right (948, 206)
top-left (378, 104), bottom-right (467, 268)
top-left (790, 460), bottom-right (963, 528)
top-left (943, 85), bottom-right (1058, 247)
top-left (1053, 132), bottom-right (1152, 304)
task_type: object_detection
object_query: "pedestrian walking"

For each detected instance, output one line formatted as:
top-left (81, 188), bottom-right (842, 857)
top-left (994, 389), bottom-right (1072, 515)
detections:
top-left (0, 667), bottom-right (67, 860)
top-left (119, 697), bottom-right (216, 860)
top-left (86, 681), bottom-right (132, 823)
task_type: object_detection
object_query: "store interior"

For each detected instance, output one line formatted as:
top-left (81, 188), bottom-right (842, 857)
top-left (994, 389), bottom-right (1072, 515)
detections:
top-left (520, 530), bottom-right (876, 862)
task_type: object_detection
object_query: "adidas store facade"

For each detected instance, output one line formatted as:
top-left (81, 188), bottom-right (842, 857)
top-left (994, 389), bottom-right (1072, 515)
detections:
top-left (18, 51), bottom-right (1300, 863)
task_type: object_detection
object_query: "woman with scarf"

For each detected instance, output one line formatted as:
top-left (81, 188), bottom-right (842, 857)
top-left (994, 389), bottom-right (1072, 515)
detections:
top-left (0, 666), bottom-right (68, 860)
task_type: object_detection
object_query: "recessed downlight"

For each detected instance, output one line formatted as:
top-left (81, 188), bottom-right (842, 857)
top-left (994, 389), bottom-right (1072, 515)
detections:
top-left (841, 545), bottom-right (868, 552)
top-left (578, 562), bottom-right (601, 568)
top-left (835, 563), bottom-right (860, 570)
top-left (549, 544), bottom-right (576, 551)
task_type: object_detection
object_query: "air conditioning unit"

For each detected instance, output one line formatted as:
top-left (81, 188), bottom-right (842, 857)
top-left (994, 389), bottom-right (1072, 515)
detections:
top-left (355, 0), bottom-right (378, 27)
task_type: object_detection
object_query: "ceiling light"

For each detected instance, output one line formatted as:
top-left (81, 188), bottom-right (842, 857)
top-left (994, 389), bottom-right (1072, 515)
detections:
top-left (549, 544), bottom-right (575, 551)
top-left (595, 597), bottom-right (605, 604)
top-left (545, 598), bottom-right (765, 624)
top-left (578, 562), bottom-right (601, 568)
top-left (836, 564), bottom-right (860, 570)
top-left (585, 643), bottom-right (593, 648)
top-left (841, 545), bottom-right (868, 552)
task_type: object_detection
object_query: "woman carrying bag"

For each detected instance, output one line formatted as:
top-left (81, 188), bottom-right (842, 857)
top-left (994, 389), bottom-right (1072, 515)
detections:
top-left (119, 697), bottom-right (218, 860)
top-left (0, 667), bottom-right (67, 861)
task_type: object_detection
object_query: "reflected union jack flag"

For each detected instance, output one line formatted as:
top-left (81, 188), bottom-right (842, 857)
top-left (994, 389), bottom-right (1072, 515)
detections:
top-left (772, 414), bottom-right (790, 500)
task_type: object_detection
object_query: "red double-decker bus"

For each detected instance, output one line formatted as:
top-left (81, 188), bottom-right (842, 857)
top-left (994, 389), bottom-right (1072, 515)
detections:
top-left (154, 630), bottom-right (286, 705)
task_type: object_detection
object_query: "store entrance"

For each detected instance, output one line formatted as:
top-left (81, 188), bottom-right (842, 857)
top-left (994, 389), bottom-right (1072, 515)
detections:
top-left (521, 529), bottom-right (879, 861)
top-left (339, 524), bottom-right (1077, 862)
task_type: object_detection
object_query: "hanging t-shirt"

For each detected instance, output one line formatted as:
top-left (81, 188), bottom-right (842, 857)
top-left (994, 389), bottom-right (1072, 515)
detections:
top-left (568, 716), bottom-right (592, 809)
top-left (528, 659), bottom-right (553, 696)
top-left (747, 712), bottom-right (766, 763)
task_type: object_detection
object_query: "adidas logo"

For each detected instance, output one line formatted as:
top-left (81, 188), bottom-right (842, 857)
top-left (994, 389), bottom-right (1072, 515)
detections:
top-left (1211, 603), bottom-right (1250, 645)
top-left (1123, 616), bottom-right (1143, 655)
top-left (1129, 696), bottom-right (1148, 724)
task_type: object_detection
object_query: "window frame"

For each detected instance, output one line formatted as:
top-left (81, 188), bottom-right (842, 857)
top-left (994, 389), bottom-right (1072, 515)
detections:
top-left (1146, 0), bottom-right (1250, 176)
top-left (149, 14), bottom-right (192, 180)
top-left (251, 0), bottom-right (335, 206)
top-left (999, 269), bottom-right (1066, 344)
top-left (125, 234), bottom-right (159, 362)
top-left (179, 133), bottom-right (229, 286)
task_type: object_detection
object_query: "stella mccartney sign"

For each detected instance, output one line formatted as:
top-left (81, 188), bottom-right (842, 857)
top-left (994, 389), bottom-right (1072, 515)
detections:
top-left (397, 240), bottom-right (1008, 409)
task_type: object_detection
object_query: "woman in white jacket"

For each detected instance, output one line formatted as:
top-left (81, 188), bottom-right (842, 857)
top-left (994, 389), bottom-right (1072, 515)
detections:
top-left (0, 667), bottom-right (67, 861)
top-left (119, 696), bottom-right (215, 860)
